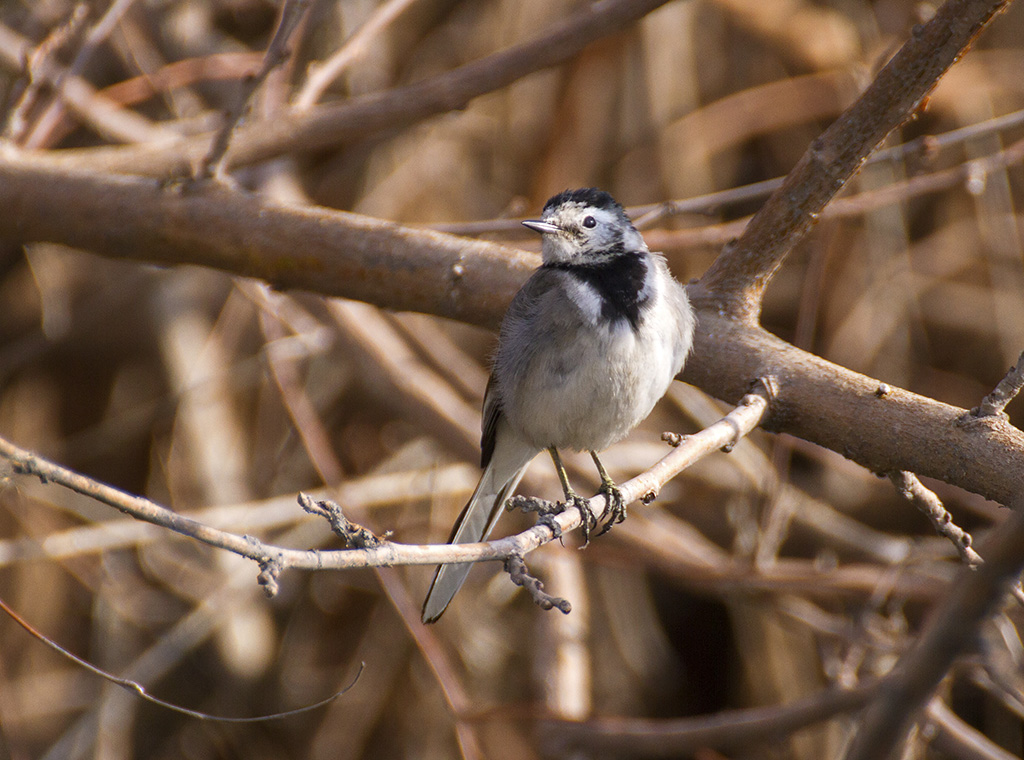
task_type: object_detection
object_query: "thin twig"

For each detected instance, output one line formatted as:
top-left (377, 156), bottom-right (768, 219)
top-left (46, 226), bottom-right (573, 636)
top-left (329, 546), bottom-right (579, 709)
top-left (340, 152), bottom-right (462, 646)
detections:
top-left (842, 502), bottom-right (1024, 760)
top-left (0, 464), bottom-right (476, 567)
top-left (0, 592), bottom-right (363, 722)
top-left (0, 387), bottom-right (769, 574)
top-left (40, 0), bottom-right (674, 175)
top-left (23, 0), bottom-right (140, 149)
top-left (193, 0), bottom-right (311, 181)
top-left (888, 472), bottom-right (983, 567)
top-left (504, 555), bottom-right (571, 614)
top-left (432, 107), bottom-right (1024, 237)
top-left (973, 349), bottom-right (1024, 418)
top-left (298, 493), bottom-right (386, 548)
top-left (293, 0), bottom-right (419, 109)
top-left (3, 3), bottom-right (89, 142)
top-left (0, 20), bottom-right (175, 144)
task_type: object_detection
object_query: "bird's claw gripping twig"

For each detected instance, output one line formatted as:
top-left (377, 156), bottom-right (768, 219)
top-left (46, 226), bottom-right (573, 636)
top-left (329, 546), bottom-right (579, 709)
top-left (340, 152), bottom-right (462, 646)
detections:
top-left (595, 480), bottom-right (626, 537)
top-left (567, 494), bottom-right (598, 547)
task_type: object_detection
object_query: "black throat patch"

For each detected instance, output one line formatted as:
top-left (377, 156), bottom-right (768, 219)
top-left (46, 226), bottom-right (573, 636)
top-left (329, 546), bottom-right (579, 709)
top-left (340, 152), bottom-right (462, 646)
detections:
top-left (546, 254), bottom-right (650, 331)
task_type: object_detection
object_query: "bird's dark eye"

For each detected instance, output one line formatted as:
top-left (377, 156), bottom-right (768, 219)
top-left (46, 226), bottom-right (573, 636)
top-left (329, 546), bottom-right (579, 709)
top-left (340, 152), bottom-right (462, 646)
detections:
top-left (582, 215), bottom-right (597, 229)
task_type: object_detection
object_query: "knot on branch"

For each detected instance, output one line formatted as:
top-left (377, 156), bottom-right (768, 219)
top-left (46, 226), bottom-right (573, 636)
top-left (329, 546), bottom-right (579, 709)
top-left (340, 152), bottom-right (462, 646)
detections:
top-left (504, 555), bottom-right (571, 614)
top-left (256, 555), bottom-right (282, 598)
top-left (297, 493), bottom-right (388, 548)
top-left (661, 431), bottom-right (686, 447)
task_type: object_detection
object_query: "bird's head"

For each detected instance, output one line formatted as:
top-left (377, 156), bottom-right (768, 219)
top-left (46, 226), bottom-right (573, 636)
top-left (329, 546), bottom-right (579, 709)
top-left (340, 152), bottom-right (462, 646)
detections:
top-left (523, 188), bottom-right (647, 266)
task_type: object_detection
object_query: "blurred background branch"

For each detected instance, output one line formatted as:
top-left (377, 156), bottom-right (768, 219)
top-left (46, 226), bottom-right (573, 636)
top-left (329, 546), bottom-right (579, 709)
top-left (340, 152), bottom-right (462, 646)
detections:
top-left (0, 1), bottom-right (1023, 759)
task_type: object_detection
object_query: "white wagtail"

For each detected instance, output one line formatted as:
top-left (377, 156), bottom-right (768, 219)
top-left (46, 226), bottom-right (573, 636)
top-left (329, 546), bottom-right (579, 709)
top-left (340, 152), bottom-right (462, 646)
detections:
top-left (421, 188), bottom-right (695, 623)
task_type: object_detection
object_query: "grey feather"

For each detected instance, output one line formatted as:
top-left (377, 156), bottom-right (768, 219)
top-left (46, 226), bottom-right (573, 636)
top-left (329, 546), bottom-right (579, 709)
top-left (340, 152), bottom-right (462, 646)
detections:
top-left (421, 416), bottom-right (537, 623)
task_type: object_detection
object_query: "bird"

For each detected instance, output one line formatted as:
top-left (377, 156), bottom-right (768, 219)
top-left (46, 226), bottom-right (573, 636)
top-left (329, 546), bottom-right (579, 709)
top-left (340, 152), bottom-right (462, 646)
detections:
top-left (421, 188), bottom-right (695, 623)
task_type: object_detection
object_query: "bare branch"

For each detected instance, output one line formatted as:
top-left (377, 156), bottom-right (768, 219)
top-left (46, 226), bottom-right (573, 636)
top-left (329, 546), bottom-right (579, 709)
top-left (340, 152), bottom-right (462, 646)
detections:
top-left (888, 472), bottom-right (983, 567)
top-left (974, 349), bottom-right (1024, 418)
top-left (3, 4), bottom-right (89, 142)
top-left (298, 493), bottom-right (386, 548)
top-left (22, 0), bottom-right (141, 149)
top-left (435, 107), bottom-right (1024, 237)
top-left (193, 0), bottom-right (311, 181)
top-left (0, 592), bottom-right (363, 722)
top-left (842, 502), bottom-right (1024, 760)
top-left (504, 555), bottom-right (571, 614)
top-left (1, 154), bottom-right (1023, 507)
top-left (693, 0), bottom-right (1013, 322)
top-left (543, 681), bottom-right (879, 756)
top-left (0, 387), bottom-right (768, 573)
top-left (0, 20), bottom-right (175, 144)
top-left (36, 0), bottom-right (674, 176)
top-left (293, 0), bottom-right (419, 110)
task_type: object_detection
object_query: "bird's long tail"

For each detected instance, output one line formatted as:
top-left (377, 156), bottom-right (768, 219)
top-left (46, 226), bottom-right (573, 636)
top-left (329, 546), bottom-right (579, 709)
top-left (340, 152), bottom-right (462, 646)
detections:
top-left (421, 434), bottom-right (536, 623)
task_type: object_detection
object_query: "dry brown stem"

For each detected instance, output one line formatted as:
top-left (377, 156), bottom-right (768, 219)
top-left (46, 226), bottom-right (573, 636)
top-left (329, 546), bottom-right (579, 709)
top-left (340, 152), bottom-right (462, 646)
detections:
top-left (30, 0), bottom-right (673, 176)
top-left (842, 504), bottom-right (1024, 760)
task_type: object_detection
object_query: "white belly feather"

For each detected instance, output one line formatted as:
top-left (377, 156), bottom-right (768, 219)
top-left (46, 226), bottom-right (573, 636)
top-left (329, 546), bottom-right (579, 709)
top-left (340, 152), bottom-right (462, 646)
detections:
top-left (502, 273), bottom-right (689, 453)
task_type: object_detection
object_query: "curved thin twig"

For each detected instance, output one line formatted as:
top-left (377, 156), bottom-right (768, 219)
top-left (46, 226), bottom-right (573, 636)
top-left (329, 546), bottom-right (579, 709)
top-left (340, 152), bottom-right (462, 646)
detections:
top-left (0, 592), bottom-right (363, 722)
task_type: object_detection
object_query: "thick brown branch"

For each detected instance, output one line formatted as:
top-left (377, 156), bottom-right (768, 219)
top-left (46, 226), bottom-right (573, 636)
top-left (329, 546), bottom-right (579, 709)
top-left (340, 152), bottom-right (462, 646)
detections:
top-left (0, 155), bottom-right (532, 330)
top-left (693, 0), bottom-right (1013, 321)
top-left (1, 155), bottom-right (1023, 507)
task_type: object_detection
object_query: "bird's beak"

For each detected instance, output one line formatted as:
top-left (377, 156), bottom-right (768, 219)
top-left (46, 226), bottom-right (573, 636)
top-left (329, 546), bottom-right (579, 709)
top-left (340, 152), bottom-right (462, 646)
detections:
top-left (522, 219), bottom-right (559, 234)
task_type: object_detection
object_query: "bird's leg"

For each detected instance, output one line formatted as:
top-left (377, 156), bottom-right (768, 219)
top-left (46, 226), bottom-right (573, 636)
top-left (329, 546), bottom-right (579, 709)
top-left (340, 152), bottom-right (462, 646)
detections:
top-left (590, 451), bottom-right (626, 536)
top-left (548, 447), bottom-right (597, 545)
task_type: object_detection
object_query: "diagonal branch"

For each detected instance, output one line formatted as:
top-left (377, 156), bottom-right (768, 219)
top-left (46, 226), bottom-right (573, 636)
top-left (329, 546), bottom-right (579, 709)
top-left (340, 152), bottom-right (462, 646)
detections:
top-left (842, 502), bottom-right (1024, 760)
top-left (0, 388), bottom-right (769, 577)
top-left (545, 681), bottom-right (879, 756)
top-left (693, 0), bottom-right (1014, 322)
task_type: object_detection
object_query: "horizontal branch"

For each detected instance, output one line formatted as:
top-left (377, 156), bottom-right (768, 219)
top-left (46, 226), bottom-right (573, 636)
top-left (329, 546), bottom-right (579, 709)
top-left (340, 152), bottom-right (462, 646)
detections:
top-left (543, 681), bottom-right (878, 757)
top-left (0, 155), bottom-right (532, 330)
top-left (1, 155), bottom-right (1023, 506)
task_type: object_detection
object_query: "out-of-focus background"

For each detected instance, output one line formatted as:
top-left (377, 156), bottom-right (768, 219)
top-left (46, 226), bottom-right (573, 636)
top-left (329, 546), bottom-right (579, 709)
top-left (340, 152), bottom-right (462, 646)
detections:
top-left (1, 0), bottom-right (1023, 758)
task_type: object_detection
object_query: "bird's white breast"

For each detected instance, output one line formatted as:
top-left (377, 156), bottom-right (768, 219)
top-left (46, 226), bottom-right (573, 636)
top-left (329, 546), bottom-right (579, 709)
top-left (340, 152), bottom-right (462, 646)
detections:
top-left (505, 264), bottom-right (690, 453)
